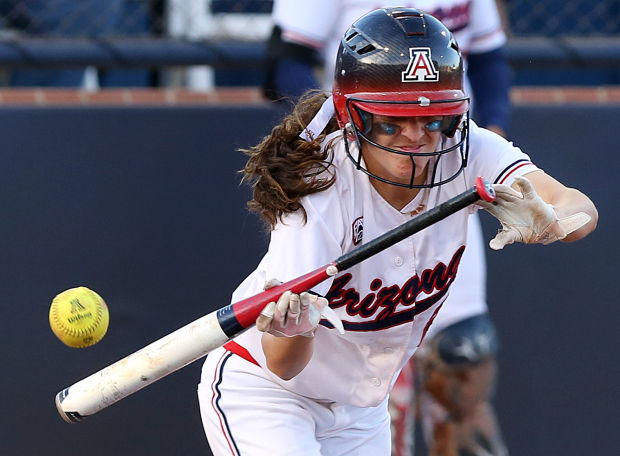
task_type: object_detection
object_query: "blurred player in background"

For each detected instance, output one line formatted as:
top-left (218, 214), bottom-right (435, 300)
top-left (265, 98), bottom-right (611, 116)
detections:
top-left (198, 7), bottom-right (597, 456)
top-left (263, 1), bottom-right (511, 455)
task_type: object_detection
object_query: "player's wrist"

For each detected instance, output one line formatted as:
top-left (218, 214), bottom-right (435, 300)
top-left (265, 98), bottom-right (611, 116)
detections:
top-left (299, 327), bottom-right (317, 338)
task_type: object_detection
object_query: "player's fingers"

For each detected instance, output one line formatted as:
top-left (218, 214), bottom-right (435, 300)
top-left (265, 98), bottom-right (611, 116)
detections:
top-left (297, 292), bottom-right (310, 325)
top-left (478, 187), bottom-right (521, 215)
top-left (513, 175), bottom-right (536, 199)
top-left (263, 278), bottom-right (282, 291)
top-left (299, 292), bottom-right (312, 308)
top-left (491, 183), bottom-right (515, 195)
top-left (288, 293), bottom-right (301, 325)
top-left (492, 184), bottom-right (523, 202)
top-left (489, 228), bottom-right (521, 250)
top-left (275, 291), bottom-right (291, 327)
top-left (256, 301), bottom-right (276, 332)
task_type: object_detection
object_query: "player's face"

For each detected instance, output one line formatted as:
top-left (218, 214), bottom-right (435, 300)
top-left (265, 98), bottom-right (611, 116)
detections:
top-left (362, 114), bottom-right (443, 186)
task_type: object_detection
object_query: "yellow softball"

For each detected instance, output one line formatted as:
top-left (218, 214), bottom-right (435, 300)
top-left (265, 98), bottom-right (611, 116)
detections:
top-left (49, 287), bottom-right (109, 348)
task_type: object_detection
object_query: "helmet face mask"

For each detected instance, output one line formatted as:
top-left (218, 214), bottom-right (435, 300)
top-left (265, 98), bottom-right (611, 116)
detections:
top-left (333, 8), bottom-right (470, 189)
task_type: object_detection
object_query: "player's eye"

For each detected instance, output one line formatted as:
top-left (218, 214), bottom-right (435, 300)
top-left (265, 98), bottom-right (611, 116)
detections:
top-left (374, 122), bottom-right (401, 135)
top-left (424, 119), bottom-right (443, 132)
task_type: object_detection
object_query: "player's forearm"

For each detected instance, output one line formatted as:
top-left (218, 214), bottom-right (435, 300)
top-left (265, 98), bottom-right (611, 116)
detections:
top-left (522, 171), bottom-right (598, 242)
top-left (551, 188), bottom-right (598, 242)
top-left (262, 332), bottom-right (314, 380)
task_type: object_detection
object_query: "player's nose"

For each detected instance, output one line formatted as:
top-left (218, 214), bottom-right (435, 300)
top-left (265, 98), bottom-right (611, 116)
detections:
top-left (399, 118), bottom-right (426, 141)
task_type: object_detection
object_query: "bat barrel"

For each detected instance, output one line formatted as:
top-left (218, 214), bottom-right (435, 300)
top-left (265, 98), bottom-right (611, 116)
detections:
top-left (55, 311), bottom-right (229, 422)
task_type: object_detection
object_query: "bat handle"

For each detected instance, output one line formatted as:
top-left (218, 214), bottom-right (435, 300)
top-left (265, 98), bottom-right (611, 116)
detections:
top-left (217, 264), bottom-right (337, 336)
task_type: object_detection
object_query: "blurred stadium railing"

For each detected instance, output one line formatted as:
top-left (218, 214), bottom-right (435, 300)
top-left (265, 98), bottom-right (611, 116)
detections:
top-left (0, 0), bottom-right (617, 86)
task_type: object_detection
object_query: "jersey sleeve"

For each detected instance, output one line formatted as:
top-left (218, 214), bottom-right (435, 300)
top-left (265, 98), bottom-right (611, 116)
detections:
top-left (468, 0), bottom-right (507, 54)
top-left (465, 121), bottom-right (539, 188)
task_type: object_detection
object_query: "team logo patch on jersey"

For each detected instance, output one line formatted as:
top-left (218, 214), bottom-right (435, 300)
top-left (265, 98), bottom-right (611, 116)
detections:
top-left (352, 217), bottom-right (363, 245)
top-left (402, 47), bottom-right (439, 82)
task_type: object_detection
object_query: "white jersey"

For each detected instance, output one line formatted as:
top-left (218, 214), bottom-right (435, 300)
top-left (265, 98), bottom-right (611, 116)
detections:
top-left (230, 122), bottom-right (538, 408)
top-left (272, 0), bottom-right (506, 89)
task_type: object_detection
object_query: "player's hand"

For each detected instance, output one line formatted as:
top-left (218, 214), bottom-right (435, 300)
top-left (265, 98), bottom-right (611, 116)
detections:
top-left (479, 175), bottom-right (591, 250)
top-left (256, 279), bottom-right (344, 337)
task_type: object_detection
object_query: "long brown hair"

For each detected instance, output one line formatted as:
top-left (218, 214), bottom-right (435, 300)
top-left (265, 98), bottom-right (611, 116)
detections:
top-left (240, 91), bottom-right (340, 230)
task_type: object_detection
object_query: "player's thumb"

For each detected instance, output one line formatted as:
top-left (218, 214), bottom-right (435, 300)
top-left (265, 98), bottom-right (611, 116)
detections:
top-left (514, 175), bottom-right (536, 199)
top-left (256, 301), bottom-right (276, 332)
top-left (489, 228), bottom-right (520, 250)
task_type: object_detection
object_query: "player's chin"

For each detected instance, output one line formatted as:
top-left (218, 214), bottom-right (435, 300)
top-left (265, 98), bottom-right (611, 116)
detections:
top-left (387, 171), bottom-right (419, 187)
top-left (393, 160), bottom-right (427, 183)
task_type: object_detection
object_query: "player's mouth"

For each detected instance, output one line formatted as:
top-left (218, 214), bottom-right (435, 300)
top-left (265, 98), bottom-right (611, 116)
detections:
top-left (394, 144), bottom-right (425, 153)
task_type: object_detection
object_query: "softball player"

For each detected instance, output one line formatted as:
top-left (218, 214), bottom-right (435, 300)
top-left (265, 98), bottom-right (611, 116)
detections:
top-left (265, 1), bottom-right (511, 454)
top-left (198, 8), bottom-right (597, 456)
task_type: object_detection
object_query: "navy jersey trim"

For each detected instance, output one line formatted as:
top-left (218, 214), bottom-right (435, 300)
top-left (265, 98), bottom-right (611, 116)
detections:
top-left (213, 352), bottom-right (242, 456)
top-left (494, 158), bottom-right (532, 184)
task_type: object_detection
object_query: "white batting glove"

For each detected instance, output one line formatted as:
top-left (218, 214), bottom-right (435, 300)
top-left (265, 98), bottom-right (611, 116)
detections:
top-left (479, 175), bottom-right (591, 250)
top-left (255, 279), bottom-right (344, 337)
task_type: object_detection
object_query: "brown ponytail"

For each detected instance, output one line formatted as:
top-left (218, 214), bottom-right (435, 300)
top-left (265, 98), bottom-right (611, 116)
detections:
top-left (240, 91), bottom-right (340, 230)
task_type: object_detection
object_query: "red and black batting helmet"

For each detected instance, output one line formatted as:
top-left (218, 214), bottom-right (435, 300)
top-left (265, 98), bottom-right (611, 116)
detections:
top-left (332, 7), bottom-right (470, 188)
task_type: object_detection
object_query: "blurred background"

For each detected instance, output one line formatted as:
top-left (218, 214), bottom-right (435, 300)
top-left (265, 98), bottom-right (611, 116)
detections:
top-left (0, 1), bottom-right (618, 455)
top-left (0, 0), bottom-right (616, 88)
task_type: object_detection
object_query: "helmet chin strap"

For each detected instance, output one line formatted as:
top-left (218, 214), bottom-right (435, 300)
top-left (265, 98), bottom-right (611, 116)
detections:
top-left (299, 95), bottom-right (335, 142)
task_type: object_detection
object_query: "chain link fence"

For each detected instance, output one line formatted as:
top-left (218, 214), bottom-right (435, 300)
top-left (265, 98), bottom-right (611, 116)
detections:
top-left (0, 0), bottom-right (617, 39)
top-left (0, 0), bottom-right (159, 37)
top-left (506, 0), bottom-right (619, 36)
